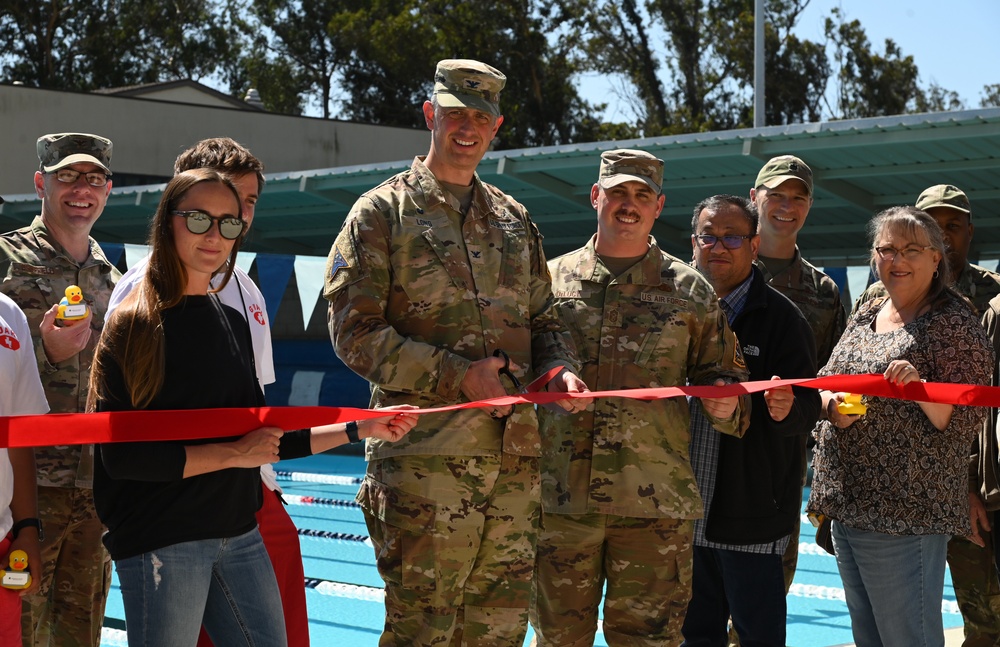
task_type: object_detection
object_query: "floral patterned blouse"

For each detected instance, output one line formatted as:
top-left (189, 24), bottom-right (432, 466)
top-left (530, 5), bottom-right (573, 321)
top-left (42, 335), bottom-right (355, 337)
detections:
top-left (807, 293), bottom-right (993, 536)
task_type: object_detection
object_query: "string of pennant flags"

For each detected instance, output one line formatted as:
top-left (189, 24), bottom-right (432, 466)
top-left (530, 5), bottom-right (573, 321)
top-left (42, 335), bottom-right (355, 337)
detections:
top-left (100, 244), bottom-right (329, 328)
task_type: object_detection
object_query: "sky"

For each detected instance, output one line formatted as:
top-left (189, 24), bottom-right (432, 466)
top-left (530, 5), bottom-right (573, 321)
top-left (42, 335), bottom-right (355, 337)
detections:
top-left (579, 0), bottom-right (1000, 124)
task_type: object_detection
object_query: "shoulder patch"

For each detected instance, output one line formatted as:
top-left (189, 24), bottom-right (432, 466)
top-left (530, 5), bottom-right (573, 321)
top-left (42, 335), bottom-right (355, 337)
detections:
top-left (329, 245), bottom-right (350, 280)
top-left (733, 344), bottom-right (747, 371)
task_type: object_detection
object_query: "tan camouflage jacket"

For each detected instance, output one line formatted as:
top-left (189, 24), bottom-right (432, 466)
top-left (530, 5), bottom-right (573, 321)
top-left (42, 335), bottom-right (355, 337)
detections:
top-left (324, 157), bottom-right (579, 460)
top-left (978, 294), bottom-right (1000, 511)
top-left (0, 216), bottom-right (120, 488)
top-left (539, 237), bottom-right (749, 519)
top-left (755, 248), bottom-right (846, 367)
top-left (855, 262), bottom-right (1000, 317)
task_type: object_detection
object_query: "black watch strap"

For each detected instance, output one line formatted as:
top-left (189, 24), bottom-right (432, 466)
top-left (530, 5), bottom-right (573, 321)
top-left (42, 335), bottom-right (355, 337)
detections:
top-left (11, 517), bottom-right (43, 541)
top-left (346, 421), bottom-right (361, 444)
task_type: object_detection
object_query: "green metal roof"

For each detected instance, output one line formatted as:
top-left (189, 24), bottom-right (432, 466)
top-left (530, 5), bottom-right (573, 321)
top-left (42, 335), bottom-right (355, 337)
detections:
top-left (3, 107), bottom-right (999, 266)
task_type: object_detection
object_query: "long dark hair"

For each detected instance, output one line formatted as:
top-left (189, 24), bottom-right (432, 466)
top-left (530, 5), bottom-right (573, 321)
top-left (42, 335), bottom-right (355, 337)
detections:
top-left (89, 169), bottom-right (244, 409)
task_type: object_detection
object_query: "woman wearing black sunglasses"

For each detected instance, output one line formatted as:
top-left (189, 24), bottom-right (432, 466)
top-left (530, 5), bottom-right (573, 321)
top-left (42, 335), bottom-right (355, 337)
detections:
top-left (86, 169), bottom-right (416, 645)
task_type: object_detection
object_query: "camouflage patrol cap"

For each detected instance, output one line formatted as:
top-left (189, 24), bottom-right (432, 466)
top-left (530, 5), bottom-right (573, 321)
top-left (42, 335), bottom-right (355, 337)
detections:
top-left (433, 59), bottom-right (506, 117)
top-left (755, 155), bottom-right (812, 196)
top-left (598, 149), bottom-right (664, 194)
top-left (915, 184), bottom-right (971, 217)
top-left (37, 132), bottom-right (113, 175)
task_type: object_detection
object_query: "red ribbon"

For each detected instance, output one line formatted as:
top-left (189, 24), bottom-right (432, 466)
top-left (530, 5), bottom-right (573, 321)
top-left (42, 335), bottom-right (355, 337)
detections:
top-left (1, 370), bottom-right (993, 449)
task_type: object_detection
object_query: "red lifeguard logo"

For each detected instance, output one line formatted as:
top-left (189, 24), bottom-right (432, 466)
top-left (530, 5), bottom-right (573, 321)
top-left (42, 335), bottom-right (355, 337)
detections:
top-left (249, 303), bottom-right (266, 326)
top-left (0, 325), bottom-right (20, 351)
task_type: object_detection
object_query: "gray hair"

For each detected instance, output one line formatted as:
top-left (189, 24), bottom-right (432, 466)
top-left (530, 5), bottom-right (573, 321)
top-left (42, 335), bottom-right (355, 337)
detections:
top-left (868, 205), bottom-right (952, 308)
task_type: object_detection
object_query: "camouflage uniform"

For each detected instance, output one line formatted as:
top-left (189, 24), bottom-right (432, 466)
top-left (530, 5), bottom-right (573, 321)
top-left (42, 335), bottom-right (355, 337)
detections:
top-left (858, 263), bottom-right (1000, 647)
top-left (532, 236), bottom-right (749, 646)
top-left (325, 156), bottom-right (579, 646)
top-left (754, 249), bottom-right (846, 605)
top-left (0, 216), bottom-right (118, 647)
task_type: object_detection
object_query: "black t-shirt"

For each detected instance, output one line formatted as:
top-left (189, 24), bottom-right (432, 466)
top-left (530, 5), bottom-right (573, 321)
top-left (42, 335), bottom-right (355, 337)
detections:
top-left (94, 295), bottom-right (309, 560)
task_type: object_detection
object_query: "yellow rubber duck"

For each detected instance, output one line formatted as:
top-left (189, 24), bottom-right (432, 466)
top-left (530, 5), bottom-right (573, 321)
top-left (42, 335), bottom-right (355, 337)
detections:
top-left (837, 393), bottom-right (867, 416)
top-left (1, 549), bottom-right (31, 590)
top-left (55, 285), bottom-right (89, 326)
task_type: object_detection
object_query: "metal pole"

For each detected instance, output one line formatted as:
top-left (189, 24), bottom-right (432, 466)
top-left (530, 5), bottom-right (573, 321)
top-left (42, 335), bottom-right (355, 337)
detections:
top-left (754, 0), bottom-right (765, 128)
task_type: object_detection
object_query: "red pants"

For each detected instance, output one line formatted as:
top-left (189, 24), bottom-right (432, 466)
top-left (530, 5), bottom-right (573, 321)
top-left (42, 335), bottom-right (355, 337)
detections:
top-left (197, 484), bottom-right (309, 646)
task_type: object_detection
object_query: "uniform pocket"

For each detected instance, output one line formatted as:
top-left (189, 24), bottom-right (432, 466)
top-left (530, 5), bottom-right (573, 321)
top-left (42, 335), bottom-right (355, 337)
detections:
top-left (356, 476), bottom-right (438, 591)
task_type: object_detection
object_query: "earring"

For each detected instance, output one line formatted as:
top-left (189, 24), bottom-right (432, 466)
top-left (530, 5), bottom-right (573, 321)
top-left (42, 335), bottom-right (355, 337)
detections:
top-left (933, 269), bottom-right (939, 278)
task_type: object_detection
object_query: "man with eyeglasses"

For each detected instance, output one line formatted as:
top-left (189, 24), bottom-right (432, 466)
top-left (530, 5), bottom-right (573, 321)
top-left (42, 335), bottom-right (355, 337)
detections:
top-left (748, 155), bottom-right (846, 619)
top-left (531, 151), bottom-right (749, 646)
top-left (856, 185), bottom-right (1000, 647)
top-left (683, 194), bottom-right (820, 647)
top-left (0, 132), bottom-right (121, 647)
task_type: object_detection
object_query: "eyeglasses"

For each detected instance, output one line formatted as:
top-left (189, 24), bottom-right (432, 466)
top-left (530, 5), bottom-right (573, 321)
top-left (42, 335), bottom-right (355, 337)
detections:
top-left (873, 245), bottom-right (933, 261)
top-left (171, 210), bottom-right (245, 240)
top-left (50, 169), bottom-right (110, 187)
top-left (693, 234), bottom-right (754, 249)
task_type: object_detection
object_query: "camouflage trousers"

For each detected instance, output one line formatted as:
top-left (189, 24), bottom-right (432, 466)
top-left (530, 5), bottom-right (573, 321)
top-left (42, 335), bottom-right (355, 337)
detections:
top-left (358, 453), bottom-right (539, 647)
top-left (21, 486), bottom-right (111, 647)
top-left (949, 522), bottom-right (1000, 647)
top-left (530, 512), bottom-right (694, 647)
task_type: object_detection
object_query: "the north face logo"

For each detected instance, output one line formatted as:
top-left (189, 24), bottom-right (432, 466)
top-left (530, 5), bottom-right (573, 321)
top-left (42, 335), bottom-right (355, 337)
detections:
top-left (743, 344), bottom-right (760, 357)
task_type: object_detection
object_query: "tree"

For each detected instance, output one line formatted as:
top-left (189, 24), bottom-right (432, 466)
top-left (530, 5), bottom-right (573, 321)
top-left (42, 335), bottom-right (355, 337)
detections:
top-left (0, 0), bottom-right (235, 89)
top-left (981, 84), bottom-right (1000, 109)
top-left (566, 0), bottom-right (829, 136)
top-left (326, 0), bottom-right (602, 148)
top-left (915, 83), bottom-right (965, 114)
top-left (241, 0), bottom-right (356, 119)
top-left (824, 8), bottom-right (921, 119)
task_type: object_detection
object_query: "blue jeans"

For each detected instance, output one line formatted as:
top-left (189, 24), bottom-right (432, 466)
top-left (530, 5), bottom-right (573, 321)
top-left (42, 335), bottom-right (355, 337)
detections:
top-left (115, 528), bottom-right (287, 647)
top-left (831, 520), bottom-right (948, 647)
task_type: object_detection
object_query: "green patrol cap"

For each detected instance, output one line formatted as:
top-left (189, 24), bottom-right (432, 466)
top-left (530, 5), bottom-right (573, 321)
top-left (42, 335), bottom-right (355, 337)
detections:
top-left (598, 149), bottom-right (664, 194)
top-left (755, 155), bottom-right (812, 196)
top-left (915, 184), bottom-right (971, 217)
top-left (433, 59), bottom-right (506, 117)
top-left (37, 132), bottom-right (113, 175)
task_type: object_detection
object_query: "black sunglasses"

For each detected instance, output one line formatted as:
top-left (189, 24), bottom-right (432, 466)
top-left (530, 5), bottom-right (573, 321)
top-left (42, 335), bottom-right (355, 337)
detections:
top-left (171, 210), bottom-right (245, 240)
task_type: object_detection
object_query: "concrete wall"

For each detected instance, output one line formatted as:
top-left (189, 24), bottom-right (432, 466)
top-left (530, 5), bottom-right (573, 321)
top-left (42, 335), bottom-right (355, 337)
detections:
top-left (0, 83), bottom-right (429, 196)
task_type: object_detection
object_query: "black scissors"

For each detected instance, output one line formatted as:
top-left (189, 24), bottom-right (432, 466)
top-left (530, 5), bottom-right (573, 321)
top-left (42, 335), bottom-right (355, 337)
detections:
top-left (493, 349), bottom-right (524, 394)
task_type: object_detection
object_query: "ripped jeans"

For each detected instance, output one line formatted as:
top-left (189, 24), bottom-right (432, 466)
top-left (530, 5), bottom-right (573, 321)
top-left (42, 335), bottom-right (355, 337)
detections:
top-left (115, 528), bottom-right (287, 647)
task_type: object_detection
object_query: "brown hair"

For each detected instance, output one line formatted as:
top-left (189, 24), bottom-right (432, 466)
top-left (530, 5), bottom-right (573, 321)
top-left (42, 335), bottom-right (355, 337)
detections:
top-left (89, 169), bottom-right (244, 409)
top-left (173, 137), bottom-right (265, 194)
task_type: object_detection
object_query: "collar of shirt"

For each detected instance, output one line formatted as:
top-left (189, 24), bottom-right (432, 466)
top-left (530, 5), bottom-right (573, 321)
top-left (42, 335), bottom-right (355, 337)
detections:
top-left (718, 272), bottom-right (754, 325)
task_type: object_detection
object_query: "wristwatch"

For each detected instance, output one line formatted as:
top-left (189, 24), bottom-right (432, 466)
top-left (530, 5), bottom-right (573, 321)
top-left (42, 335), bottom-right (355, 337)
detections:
top-left (345, 421), bottom-right (361, 444)
top-left (11, 517), bottom-right (43, 541)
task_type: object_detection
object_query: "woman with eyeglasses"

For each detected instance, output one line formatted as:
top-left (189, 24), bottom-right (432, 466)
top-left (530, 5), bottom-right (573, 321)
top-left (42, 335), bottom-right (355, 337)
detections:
top-left (86, 169), bottom-right (415, 645)
top-left (806, 205), bottom-right (993, 647)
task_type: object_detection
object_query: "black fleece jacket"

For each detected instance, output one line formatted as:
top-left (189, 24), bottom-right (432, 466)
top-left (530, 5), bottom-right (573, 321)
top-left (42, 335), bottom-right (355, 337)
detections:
top-left (705, 266), bottom-right (822, 545)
